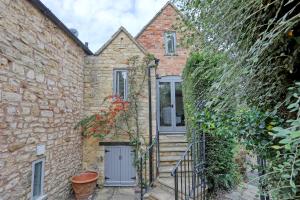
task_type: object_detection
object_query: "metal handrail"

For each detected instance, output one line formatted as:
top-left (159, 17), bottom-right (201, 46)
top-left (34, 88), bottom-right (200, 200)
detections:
top-left (171, 143), bottom-right (193, 176)
top-left (171, 130), bottom-right (206, 200)
top-left (139, 128), bottom-right (160, 199)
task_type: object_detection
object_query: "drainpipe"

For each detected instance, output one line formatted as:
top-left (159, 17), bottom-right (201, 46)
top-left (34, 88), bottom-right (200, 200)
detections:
top-left (148, 58), bottom-right (159, 184)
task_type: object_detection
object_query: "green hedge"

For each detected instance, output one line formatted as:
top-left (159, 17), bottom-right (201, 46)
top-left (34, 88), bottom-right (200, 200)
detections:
top-left (183, 52), bottom-right (240, 193)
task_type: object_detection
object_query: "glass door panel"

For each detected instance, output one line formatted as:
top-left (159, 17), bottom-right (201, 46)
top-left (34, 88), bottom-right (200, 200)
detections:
top-left (159, 82), bottom-right (172, 127)
top-left (175, 82), bottom-right (185, 127)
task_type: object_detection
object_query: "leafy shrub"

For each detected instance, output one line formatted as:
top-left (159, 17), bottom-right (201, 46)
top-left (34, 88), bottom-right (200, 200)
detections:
top-left (183, 52), bottom-right (240, 193)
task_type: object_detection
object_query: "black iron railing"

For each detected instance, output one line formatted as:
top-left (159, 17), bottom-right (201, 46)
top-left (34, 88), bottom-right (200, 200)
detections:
top-left (171, 130), bottom-right (206, 200)
top-left (139, 129), bottom-right (160, 199)
top-left (257, 157), bottom-right (270, 200)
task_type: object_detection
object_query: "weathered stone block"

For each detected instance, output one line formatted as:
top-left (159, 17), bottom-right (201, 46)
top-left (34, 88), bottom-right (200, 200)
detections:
top-left (2, 92), bottom-right (22, 102)
top-left (11, 63), bottom-right (25, 75)
top-left (26, 70), bottom-right (35, 79)
top-left (7, 142), bottom-right (26, 152)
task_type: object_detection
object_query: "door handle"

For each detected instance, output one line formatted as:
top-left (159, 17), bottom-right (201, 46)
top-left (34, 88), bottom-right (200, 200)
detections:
top-left (119, 155), bottom-right (122, 160)
top-left (171, 104), bottom-right (174, 108)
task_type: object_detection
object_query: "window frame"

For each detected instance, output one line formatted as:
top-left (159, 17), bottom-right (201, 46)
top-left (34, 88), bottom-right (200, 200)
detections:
top-left (31, 158), bottom-right (45, 200)
top-left (164, 31), bottom-right (177, 55)
top-left (113, 69), bottom-right (128, 100)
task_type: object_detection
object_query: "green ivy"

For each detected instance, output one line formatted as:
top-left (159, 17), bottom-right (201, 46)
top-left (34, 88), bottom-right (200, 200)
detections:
top-left (174, 0), bottom-right (300, 198)
top-left (183, 52), bottom-right (240, 193)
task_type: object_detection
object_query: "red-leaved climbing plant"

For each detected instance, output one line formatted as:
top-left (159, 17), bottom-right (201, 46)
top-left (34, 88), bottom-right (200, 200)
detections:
top-left (75, 95), bottom-right (130, 138)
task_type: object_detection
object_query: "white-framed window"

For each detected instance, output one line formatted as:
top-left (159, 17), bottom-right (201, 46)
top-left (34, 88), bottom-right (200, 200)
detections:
top-left (31, 158), bottom-right (45, 200)
top-left (113, 69), bottom-right (128, 100)
top-left (164, 31), bottom-right (176, 55)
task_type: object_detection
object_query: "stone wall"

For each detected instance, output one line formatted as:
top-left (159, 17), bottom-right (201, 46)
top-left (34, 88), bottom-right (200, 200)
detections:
top-left (83, 29), bottom-right (156, 185)
top-left (136, 4), bottom-right (188, 76)
top-left (0, 0), bottom-right (86, 199)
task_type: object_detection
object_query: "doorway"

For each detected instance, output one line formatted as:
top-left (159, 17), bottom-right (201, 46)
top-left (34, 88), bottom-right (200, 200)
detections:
top-left (157, 76), bottom-right (186, 133)
top-left (104, 145), bottom-right (136, 186)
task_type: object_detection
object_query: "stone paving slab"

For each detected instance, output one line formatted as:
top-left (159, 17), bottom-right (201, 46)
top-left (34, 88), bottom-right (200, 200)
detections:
top-left (94, 187), bottom-right (137, 200)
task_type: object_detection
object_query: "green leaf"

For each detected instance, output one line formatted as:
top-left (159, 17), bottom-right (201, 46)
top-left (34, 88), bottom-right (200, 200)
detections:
top-left (272, 145), bottom-right (282, 149)
top-left (279, 138), bottom-right (291, 144)
top-left (290, 180), bottom-right (296, 189)
top-left (290, 131), bottom-right (300, 139)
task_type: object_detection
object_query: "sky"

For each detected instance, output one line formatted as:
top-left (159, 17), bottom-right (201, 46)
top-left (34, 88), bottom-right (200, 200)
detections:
top-left (41, 0), bottom-right (169, 53)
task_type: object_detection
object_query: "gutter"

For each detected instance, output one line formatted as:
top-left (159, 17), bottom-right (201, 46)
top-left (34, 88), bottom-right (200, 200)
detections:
top-left (28, 0), bottom-right (93, 55)
top-left (148, 58), bottom-right (159, 184)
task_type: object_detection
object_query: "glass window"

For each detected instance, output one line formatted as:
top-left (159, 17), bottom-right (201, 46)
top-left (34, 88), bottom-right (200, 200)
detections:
top-left (164, 32), bottom-right (176, 55)
top-left (114, 70), bottom-right (128, 100)
top-left (32, 159), bottom-right (45, 200)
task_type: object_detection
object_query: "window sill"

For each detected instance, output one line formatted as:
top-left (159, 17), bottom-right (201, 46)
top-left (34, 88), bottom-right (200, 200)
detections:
top-left (164, 53), bottom-right (178, 56)
top-left (35, 194), bottom-right (47, 200)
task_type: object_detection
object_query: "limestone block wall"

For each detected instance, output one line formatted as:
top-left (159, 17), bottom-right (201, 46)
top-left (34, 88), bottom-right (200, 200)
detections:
top-left (83, 30), bottom-right (156, 185)
top-left (136, 4), bottom-right (189, 77)
top-left (0, 0), bottom-right (86, 199)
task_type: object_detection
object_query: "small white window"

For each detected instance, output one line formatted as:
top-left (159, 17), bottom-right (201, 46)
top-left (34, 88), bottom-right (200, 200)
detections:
top-left (31, 158), bottom-right (45, 200)
top-left (164, 32), bottom-right (176, 55)
top-left (113, 70), bottom-right (128, 100)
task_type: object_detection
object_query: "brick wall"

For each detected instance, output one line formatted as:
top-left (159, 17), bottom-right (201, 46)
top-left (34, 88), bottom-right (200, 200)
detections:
top-left (136, 4), bottom-right (188, 76)
top-left (0, 0), bottom-right (86, 199)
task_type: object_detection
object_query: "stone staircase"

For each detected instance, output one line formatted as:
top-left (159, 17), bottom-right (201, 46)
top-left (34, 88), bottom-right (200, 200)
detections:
top-left (143, 134), bottom-right (260, 200)
top-left (159, 135), bottom-right (189, 178)
top-left (145, 134), bottom-right (190, 200)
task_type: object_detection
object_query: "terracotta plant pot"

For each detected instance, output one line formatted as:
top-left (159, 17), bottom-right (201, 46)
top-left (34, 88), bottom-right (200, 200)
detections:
top-left (71, 171), bottom-right (99, 200)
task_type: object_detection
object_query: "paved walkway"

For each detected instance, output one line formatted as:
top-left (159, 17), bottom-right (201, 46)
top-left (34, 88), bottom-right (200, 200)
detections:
top-left (94, 187), bottom-right (137, 200)
top-left (221, 183), bottom-right (259, 200)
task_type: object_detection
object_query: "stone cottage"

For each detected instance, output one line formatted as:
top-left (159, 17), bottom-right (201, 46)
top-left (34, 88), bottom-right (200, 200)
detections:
top-left (0, 0), bottom-right (188, 199)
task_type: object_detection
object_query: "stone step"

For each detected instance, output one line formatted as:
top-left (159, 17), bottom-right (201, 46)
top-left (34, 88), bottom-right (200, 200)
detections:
top-left (160, 155), bottom-right (182, 161)
top-left (159, 135), bottom-right (187, 143)
top-left (159, 142), bottom-right (188, 148)
top-left (159, 166), bottom-right (192, 174)
top-left (160, 151), bottom-right (186, 157)
top-left (160, 146), bottom-right (187, 151)
top-left (160, 160), bottom-right (192, 167)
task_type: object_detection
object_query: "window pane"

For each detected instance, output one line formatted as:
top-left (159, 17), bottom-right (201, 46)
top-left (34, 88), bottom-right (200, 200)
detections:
top-left (168, 36), bottom-right (174, 53)
top-left (165, 32), bottom-right (175, 54)
top-left (116, 71), bottom-right (127, 100)
top-left (159, 82), bottom-right (172, 126)
top-left (175, 82), bottom-right (185, 126)
top-left (33, 161), bottom-right (42, 198)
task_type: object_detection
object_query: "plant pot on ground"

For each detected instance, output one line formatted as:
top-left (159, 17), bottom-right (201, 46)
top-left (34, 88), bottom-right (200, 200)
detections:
top-left (71, 171), bottom-right (99, 200)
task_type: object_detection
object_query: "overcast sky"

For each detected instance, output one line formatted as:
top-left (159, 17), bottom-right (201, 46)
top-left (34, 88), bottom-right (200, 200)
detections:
top-left (41, 0), bottom-right (169, 53)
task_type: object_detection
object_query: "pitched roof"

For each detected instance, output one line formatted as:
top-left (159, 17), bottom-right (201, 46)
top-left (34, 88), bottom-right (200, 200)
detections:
top-left (95, 26), bottom-right (147, 56)
top-left (135, 1), bottom-right (184, 39)
top-left (28, 0), bottom-right (93, 55)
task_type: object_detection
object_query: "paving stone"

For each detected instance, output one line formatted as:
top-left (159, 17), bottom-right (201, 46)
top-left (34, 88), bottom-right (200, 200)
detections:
top-left (94, 187), bottom-right (138, 200)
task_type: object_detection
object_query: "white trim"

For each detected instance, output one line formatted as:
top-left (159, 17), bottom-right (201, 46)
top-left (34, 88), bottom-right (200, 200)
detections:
top-left (31, 158), bottom-right (45, 200)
